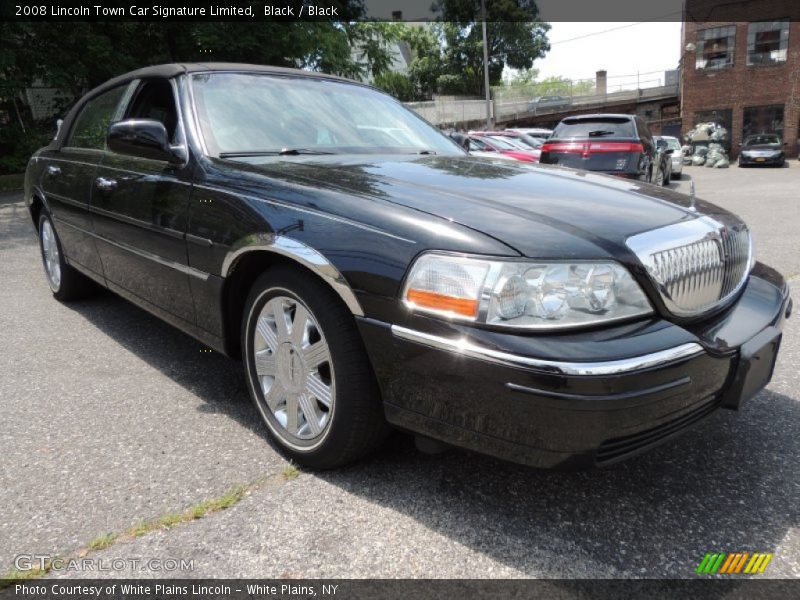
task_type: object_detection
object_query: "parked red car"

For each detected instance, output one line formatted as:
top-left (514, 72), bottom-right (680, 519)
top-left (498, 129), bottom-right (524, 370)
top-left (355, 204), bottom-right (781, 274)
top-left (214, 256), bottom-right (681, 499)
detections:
top-left (478, 131), bottom-right (543, 162)
top-left (467, 133), bottom-right (539, 162)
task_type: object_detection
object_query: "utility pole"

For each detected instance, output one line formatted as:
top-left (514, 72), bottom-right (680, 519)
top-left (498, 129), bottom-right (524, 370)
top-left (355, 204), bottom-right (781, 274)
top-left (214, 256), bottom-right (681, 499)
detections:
top-left (481, 0), bottom-right (492, 130)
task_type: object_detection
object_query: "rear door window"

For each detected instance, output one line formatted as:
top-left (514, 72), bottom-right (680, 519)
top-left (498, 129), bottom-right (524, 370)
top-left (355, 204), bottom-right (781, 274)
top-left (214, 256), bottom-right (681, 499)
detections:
top-left (552, 118), bottom-right (635, 139)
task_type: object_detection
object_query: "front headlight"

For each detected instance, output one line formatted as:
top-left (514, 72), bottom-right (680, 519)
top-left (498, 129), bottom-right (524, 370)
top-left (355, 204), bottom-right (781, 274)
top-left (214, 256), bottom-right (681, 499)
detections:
top-left (402, 253), bottom-right (653, 330)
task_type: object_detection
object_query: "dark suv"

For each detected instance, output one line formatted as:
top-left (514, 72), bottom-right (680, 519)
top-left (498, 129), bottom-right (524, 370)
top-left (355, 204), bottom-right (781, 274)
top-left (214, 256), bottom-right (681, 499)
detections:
top-left (540, 114), bottom-right (671, 185)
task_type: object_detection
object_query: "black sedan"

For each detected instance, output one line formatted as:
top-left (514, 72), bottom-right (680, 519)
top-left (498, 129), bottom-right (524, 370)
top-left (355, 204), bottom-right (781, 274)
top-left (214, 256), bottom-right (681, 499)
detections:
top-left (25, 64), bottom-right (792, 469)
top-left (738, 134), bottom-right (786, 167)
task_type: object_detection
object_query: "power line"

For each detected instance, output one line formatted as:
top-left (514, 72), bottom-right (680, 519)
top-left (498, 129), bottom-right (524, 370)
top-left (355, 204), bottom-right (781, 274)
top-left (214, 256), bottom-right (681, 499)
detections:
top-left (549, 12), bottom-right (683, 45)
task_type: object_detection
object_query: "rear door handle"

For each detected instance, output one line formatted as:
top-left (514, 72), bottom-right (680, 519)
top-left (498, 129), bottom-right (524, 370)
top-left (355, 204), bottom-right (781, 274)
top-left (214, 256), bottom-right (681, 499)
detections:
top-left (95, 177), bottom-right (118, 192)
top-left (46, 165), bottom-right (61, 176)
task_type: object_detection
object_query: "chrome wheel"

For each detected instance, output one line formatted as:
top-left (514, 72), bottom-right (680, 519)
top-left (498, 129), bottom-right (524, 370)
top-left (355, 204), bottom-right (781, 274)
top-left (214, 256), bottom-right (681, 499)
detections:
top-left (41, 219), bottom-right (61, 291)
top-left (253, 294), bottom-right (334, 443)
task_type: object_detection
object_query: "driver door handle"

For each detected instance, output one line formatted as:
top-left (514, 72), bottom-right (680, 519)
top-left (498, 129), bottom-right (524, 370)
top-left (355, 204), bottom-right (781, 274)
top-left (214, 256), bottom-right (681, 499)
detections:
top-left (95, 177), bottom-right (118, 192)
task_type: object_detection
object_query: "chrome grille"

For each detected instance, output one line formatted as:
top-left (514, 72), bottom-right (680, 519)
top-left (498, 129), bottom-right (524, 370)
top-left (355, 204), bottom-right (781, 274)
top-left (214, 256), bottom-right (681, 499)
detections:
top-left (627, 216), bottom-right (752, 316)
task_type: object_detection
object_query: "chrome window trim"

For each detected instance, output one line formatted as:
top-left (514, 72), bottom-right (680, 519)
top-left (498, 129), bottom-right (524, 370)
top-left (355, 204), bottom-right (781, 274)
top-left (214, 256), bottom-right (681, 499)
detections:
top-left (391, 324), bottom-right (705, 376)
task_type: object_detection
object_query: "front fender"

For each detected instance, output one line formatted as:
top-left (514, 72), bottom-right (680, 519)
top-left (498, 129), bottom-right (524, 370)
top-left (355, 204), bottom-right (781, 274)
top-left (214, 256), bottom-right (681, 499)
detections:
top-left (223, 233), bottom-right (364, 316)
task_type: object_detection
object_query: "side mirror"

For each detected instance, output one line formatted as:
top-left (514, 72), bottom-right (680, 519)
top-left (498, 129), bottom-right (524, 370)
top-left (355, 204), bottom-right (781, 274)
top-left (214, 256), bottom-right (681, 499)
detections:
top-left (107, 119), bottom-right (184, 163)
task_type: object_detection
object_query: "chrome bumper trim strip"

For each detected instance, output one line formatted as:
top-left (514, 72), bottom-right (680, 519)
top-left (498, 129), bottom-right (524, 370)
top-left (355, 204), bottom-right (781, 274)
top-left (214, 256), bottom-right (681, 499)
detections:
top-left (391, 325), bottom-right (705, 376)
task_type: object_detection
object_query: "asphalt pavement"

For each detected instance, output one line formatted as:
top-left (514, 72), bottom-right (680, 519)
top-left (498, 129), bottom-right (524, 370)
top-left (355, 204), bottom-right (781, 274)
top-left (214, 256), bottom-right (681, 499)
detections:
top-left (0, 164), bottom-right (798, 579)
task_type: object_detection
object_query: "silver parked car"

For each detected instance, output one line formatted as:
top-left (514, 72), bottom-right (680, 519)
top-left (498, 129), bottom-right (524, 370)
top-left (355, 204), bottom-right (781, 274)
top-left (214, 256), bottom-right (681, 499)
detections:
top-left (655, 135), bottom-right (683, 179)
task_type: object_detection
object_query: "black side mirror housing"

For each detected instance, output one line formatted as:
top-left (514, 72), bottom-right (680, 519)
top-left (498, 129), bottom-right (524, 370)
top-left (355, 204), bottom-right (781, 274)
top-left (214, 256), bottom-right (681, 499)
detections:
top-left (107, 119), bottom-right (184, 163)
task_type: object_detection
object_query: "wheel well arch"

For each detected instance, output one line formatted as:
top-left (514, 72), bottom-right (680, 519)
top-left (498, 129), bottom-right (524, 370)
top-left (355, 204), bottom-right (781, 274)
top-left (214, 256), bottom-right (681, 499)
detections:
top-left (29, 192), bottom-right (46, 231)
top-left (221, 246), bottom-right (363, 358)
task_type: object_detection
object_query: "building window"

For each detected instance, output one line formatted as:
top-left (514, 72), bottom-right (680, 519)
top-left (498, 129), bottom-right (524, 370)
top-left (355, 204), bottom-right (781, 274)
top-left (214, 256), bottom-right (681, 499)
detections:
top-left (695, 26), bottom-right (736, 70)
top-left (747, 20), bottom-right (790, 65)
top-left (743, 105), bottom-right (785, 140)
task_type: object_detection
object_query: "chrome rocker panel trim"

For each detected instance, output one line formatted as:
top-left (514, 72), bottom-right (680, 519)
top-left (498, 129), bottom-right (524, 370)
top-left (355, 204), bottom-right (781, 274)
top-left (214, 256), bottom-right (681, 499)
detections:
top-left (391, 325), bottom-right (705, 376)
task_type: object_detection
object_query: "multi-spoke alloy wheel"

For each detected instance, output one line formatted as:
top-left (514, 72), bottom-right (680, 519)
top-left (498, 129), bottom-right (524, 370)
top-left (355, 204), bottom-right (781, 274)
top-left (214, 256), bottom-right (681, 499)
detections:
top-left (242, 267), bottom-right (389, 468)
top-left (253, 295), bottom-right (334, 443)
top-left (41, 218), bottom-right (62, 291)
top-left (38, 213), bottom-right (94, 301)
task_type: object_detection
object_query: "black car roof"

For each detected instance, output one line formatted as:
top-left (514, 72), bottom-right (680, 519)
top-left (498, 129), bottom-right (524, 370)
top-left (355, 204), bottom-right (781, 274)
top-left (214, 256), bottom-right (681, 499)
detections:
top-left (84, 62), bottom-right (361, 102)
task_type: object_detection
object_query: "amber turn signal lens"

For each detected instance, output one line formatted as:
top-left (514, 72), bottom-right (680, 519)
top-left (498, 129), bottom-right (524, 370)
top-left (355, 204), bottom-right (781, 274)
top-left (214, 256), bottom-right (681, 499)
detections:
top-left (406, 289), bottom-right (479, 318)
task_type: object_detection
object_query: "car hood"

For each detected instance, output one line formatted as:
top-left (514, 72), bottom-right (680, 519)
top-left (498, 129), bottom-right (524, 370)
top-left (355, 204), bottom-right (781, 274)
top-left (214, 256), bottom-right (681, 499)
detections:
top-left (217, 155), bottom-right (735, 259)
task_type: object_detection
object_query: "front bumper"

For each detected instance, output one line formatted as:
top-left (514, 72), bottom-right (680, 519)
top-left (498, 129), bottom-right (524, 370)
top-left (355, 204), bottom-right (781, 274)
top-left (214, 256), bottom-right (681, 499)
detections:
top-left (739, 153), bottom-right (783, 165)
top-left (357, 264), bottom-right (791, 468)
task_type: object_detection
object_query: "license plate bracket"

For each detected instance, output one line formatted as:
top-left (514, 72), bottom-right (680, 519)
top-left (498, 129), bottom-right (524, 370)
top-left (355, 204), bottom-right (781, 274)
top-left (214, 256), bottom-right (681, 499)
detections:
top-left (721, 326), bottom-right (782, 409)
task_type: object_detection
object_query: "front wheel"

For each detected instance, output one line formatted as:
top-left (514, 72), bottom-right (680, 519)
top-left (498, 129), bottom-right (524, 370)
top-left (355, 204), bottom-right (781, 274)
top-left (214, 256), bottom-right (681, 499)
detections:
top-left (242, 266), bottom-right (388, 469)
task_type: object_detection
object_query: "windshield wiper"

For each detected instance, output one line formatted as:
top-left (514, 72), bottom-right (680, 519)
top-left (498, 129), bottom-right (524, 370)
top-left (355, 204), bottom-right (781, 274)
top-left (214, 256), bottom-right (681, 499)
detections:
top-left (417, 149), bottom-right (437, 155)
top-left (219, 148), bottom-right (335, 158)
top-left (587, 130), bottom-right (616, 137)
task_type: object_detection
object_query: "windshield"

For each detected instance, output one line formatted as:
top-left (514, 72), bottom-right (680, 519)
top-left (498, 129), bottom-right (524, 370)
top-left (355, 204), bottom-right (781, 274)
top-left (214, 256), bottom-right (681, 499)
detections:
top-left (552, 118), bottom-right (635, 139)
top-left (479, 136), bottom-right (518, 150)
top-left (745, 134), bottom-right (780, 146)
top-left (190, 73), bottom-right (463, 157)
top-left (487, 135), bottom-right (530, 150)
top-left (661, 137), bottom-right (682, 151)
top-left (514, 134), bottom-right (542, 148)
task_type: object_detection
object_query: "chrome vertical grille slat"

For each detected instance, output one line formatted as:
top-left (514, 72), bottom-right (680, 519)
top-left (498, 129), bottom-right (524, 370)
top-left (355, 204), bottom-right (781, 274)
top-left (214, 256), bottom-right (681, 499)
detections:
top-left (626, 216), bottom-right (752, 317)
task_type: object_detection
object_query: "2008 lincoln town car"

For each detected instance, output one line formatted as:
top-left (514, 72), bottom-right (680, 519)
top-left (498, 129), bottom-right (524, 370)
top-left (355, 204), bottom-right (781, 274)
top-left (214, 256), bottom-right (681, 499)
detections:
top-left (25, 64), bottom-right (792, 468)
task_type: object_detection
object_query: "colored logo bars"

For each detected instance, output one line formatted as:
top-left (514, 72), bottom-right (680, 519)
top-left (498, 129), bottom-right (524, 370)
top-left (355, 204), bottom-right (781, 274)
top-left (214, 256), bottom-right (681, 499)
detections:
top-left (696, 552), bottom-right (773, 574)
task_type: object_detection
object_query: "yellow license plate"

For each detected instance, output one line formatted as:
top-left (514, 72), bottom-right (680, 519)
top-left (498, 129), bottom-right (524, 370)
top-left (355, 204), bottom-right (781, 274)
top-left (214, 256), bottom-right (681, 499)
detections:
top-left (755, 157), bottom-right (766, 162)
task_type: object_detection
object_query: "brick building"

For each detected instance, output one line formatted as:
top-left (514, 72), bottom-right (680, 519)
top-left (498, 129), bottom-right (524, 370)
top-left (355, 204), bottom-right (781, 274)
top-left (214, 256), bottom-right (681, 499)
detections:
top-left (681, 17), bottom-right (800, 158)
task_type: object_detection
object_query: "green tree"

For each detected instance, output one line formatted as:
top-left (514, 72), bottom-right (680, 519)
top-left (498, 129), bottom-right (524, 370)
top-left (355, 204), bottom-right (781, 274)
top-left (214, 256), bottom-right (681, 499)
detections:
top-left (0, 15), bottom-right (401, 173)
top-left (373, 72), bottom-right (415, 101)
top-left (509, 68), bottom-right (540, 85)
top-left (534, 75), bottom-right (595, 96)
top-left (400, 25), bottom-right (445, 100)
top-left (430, 0), bottom-right (551, 96)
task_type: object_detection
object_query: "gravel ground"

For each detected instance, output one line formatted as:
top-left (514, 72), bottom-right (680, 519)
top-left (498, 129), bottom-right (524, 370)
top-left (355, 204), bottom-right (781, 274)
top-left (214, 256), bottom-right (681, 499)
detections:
top-left (1, 164), bottom-right (798, 580)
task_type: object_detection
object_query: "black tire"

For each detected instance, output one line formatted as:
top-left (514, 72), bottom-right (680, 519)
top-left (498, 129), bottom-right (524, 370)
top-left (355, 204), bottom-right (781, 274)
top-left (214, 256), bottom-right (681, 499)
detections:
top-left (241, 265), bottom-right (388, 469)
top-left (38, 213), bottom-right (96, 301)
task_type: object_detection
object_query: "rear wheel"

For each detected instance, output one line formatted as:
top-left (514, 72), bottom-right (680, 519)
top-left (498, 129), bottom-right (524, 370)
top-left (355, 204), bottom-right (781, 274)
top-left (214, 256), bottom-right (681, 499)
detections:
top-left (38, 213), bottom-right (96, 301)
top-left (242, 266), bottom-right (388, 469)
